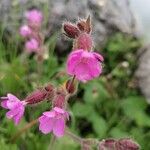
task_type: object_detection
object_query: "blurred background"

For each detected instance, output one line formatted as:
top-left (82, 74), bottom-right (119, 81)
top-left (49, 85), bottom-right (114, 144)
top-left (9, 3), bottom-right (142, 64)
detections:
top-left (0, 0), bottom-right (150, 149)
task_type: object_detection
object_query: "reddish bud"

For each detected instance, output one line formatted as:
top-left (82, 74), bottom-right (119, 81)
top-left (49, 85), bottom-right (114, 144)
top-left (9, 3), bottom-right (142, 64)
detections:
top-left (65, 78), bottom-right (77, 94)
top-left (25, 84), bottom-right (55, 105)
top-left (77, 20), bottom-right (86, 31)
top-left (115, 138), bottom-right (140, 150)
top-left (98, 138), bottom-right (140, 150)
top-left (77, 16), bottom-right (92, 33)
top-left (63, 22), bottom-right (80, 38)
top-left (76, 33), bottom-right (93, 50)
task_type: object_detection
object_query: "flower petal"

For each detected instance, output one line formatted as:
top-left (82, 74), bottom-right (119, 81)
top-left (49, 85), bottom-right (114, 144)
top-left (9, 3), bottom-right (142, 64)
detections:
top-left (39, 116), bottom-right (54, 134)
top-left (13, 108), bottom-right (25, 125)
top-left (6, 103), bottom-right (24, 124)
top-left (67, 50), bottom-right (83, 75)
top-left (43, 111), bottom-right (55, 118)
top-left (92, 52), bottom-right (104, 62)
top-left (1, 100), bottom-right (9, 109)
top-left (75, 63), bottom-right (92, 82)
top-left (7, 93), bottom-right (21, 109)
top-left (88, 58), bottom-right (102, 78)
top-left (6, 108), bottom-right (19, 119)
top-left (53, 118), bottom-right (65, 137)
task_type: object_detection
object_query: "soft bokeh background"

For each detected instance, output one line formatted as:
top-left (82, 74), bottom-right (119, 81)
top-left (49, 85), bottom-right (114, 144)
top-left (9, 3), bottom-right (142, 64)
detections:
top-left (0, 0), bottom-right (150, 150)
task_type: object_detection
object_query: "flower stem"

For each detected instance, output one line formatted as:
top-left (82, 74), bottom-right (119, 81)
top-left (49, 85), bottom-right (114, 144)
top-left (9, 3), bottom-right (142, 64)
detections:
top-left (65, 129), bottom-right (82, 144)
top-left (10, 119), bottom-right (38, 143)
top-left (65, 129), bottom-right (99, 149)
top-left (48, 135), bottom-right (56, 150)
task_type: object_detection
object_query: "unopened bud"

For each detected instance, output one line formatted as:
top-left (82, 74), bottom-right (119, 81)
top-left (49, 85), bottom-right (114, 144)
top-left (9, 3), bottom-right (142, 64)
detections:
top-left (63, 22), bottom-right (80, 38)
top-left (77, 16), bottom-right (92, 33)
top-left (115, 138), bottom-right (140, 150)
top-left (98, 138), bottom-right (140, 150)
top-left (65, 78), bottom-right (77, 94)
top-left (25, 84), bottom-right (55, 105)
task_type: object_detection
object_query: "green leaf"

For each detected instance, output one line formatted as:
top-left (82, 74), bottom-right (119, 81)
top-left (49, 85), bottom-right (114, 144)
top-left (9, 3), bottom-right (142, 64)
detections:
top-left (110, 127), bottom-right (129, 138)
top-left (72, 102), bottom-right (94, 117)
top-left (83, 81), bottom-right (109, 104)
top-left (89, 114), bottom-right (107, 138)
top-left (121, 96), bottom-right (150, 127)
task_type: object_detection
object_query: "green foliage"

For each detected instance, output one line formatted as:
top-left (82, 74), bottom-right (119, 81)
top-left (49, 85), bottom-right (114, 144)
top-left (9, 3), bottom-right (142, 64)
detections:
top-left (0, 24), bottom-right (150, 150)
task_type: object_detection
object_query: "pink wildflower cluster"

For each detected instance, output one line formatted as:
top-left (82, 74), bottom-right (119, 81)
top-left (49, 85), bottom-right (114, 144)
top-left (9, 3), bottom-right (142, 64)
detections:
top-left (1, 94), bottom-right (26, 125)
top-left (0, 14), bottom-right (140, 149)
top-left (1, 16), bottom-right (104, 138)
top-left (63, 16), bottom-right (104, 82)
top-left (19, 9), bottom-right (43, 54)
top-left (39, 107), bottom-right (69, 137)
top-left (1, 84), bottom-right (70, 137)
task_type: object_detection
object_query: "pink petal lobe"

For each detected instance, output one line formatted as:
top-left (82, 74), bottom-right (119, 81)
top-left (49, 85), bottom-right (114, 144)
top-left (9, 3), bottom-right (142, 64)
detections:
top-left (13, 109), bottom-right (24, 125)
top-left (6, 103), bottom-right (24, 124)
top-left (1, 100), bottom-right (9, 109)
top-left (88, 58), bottom-right (102, 78)
top-left (6, 109), bottom-right (19, 119)
top-left (7, 93), bottom-right (20, 102)
top-left (67, 50), bottom-right (83, 75)
top-left (75, 63), bottom-right (91, 82)
top-left (53, 118), bottom-right (65, 137)
top-left (7, 94), bottom-right (20, 109)
top-left (92, 52), bottom-right (104, 62)
top-left (39, 117), bottom-right (54, 134)
top-left (43, 111), bottom-right (55, 118)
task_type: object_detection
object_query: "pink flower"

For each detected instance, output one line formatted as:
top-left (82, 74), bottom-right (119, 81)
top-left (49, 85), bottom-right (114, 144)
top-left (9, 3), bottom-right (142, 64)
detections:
top-left (39, 107), bottom-right (69, 137)
top-left (1, 93), bottom-right (26, 125)
top-left (19, 25), bottom-right (31, 37)
top-left (67, 49), bottom-right (104, 82)
top-left (25, 38), bottom-right (39, 53)
top-left (25, 9), bottom-right (43, 25)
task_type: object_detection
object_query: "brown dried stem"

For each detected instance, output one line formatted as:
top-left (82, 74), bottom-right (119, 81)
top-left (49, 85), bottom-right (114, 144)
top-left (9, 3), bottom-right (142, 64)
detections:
top-left (10, 119), bottom-right (38, 143)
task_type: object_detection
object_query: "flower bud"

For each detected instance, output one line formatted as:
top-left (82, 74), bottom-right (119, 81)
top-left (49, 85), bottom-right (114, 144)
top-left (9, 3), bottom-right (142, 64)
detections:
top-left (65, 78), bottom-right (77, 94)
top-left (63, 22), bottom-right (80, 38)
top-left (25, 9), bottom-right (43, 29)
top-left (25, 84), bottom-right (55, 105)
top-left (20, 25), bottom-right (31, 37)
top-left (115, 138), bottom-right (140, 150)
top-left (25, 38), bottom-right (39, 53)
top-left (77, 16), bottom-right (92, 33)
top-left (98, 138), bottom-right (140, 150)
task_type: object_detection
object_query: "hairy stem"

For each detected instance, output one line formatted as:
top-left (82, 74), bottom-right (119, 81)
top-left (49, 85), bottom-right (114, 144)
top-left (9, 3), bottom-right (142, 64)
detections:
top-left (10, 119), bottom-right (38, 143)
top-left (65, 129), bottom-right (82, 144)
top-left (48, 135), bottom-right (56, 150)
top-left (65, 129), bottom-right (99, 149)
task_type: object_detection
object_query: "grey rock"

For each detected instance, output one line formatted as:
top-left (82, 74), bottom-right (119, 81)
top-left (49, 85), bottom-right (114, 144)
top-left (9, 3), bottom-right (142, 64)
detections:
top-left (136, 45), bottom-right (150, 103)
top-left (3, 0), bottom-right (150, 102)
top-left (0, 0), bottom-right (138, 48)
top-left (48, 0), bottom-right (138, 48)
